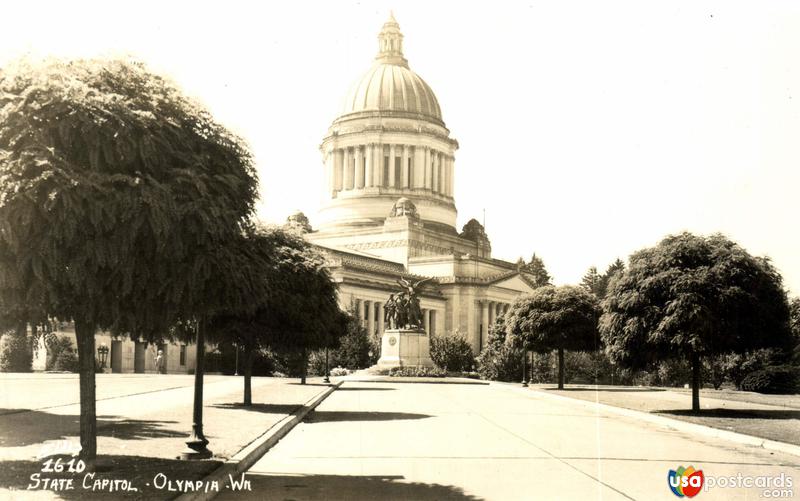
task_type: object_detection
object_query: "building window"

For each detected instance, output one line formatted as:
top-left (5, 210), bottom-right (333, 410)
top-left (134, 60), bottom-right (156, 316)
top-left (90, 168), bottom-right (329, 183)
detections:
top-left (383, 156), bottom-right (390, 187)
top-left (180, 345), bottom-right (186, 366)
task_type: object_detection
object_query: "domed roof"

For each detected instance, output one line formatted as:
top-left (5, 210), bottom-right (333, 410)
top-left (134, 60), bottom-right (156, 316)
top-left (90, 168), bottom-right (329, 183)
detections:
top-left (339, 14), bottom-right (442, 122)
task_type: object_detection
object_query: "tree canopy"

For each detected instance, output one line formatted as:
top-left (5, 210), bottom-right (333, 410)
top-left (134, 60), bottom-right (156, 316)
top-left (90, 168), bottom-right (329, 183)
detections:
top-left (0, 57), bottom-right (258, 460)
top-left (0, 57), bottom-right (258, 338)
top-left (599, 232), bottom-right (792, 411)
top-left (516, 253), bottom-right (551, 287)
top-left (505, 285), bottom-right (600, 388)
top-left (506, 285), bottom-right (600, 353)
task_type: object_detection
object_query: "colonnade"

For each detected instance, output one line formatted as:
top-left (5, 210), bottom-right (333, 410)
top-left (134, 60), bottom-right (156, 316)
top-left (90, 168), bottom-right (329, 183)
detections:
top-left (353, 297), bottom-right (439, 337)
top-left (478, 300), bottom-right (512, 348)
top-left (326, 144), bottom-right (454, 197)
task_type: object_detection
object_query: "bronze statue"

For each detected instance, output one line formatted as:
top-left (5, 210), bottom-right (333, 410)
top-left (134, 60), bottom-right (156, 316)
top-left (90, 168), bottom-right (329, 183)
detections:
top-left (384, 277), bottom-right (432, 330)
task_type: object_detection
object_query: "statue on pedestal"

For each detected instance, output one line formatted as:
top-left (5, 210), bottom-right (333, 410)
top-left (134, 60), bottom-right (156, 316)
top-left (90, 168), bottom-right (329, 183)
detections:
top-left (385, 277), bottom-right (432, 330)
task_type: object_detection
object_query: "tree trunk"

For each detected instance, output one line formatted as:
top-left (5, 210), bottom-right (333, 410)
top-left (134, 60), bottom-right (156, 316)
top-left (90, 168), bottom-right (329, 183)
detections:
top-left (74, 319), bottom-right (97, 468)
top-left (300, 348), bottom-right (307, 385)
top-left (557, 347), bottom-right (565, 390)
top-left (691, 351), bottom-right (701, 414)
top-left (243, 345), bottom-right (254, 406)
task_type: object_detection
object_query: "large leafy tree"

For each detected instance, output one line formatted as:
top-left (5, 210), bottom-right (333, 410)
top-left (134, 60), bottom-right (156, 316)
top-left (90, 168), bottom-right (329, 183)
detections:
top-left (0, 58), bottom-right (257, 462)
top-left (209, 226), bottom-right (346, 402)
top-left (505, 285), bottom-right (600, 389)
top-left (264, 234), bottom-right (346, 385)
top-left (600, 233), bottom-right (792, 412)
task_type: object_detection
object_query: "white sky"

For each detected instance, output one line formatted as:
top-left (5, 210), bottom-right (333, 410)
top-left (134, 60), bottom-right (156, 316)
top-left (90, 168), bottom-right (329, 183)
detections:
top-left (2, 1), bottom-right (798, 295)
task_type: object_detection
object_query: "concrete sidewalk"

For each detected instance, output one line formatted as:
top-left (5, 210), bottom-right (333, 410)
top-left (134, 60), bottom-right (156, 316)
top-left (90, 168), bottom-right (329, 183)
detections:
top-left (0, 374), bottom-right (338, 500)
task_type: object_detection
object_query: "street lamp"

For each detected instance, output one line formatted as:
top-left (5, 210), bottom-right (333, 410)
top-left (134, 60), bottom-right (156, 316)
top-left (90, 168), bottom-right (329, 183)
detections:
top-left (181, 319), bottom-right (212, 460)
top-left (97, 344), bottom-right (109, 370)
top-left (323, 347), bottom-right (330, 384)
top-left (521, 350), bottom-right (528, 388)
top-left (528, 351), bottom-right (534, 386)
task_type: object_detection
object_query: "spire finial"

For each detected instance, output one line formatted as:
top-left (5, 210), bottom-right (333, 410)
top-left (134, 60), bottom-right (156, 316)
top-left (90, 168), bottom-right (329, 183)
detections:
top-left (376, 12), bottom-right (408, 67)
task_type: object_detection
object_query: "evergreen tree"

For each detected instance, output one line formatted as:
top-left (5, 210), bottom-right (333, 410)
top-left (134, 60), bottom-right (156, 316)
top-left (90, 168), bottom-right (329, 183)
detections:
top-left (580, 266), bottom-right (602, 296)
top-left (519, 253), bottom-right (551, 287)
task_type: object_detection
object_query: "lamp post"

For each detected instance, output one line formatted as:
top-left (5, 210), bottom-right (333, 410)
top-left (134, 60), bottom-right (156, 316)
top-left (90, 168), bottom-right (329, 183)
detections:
top-left (521, 350), bottom-right (528, 387)
top-left (234, 342), bottom-right (239, 376)
top-left (181, 319), bottom-right (212, 460)
top-left (528, 351), bottom-right (534, 386)
top-left (97, 344), bottom-right (109, 370)
top-left (323, 347), bottom-right (330, 384)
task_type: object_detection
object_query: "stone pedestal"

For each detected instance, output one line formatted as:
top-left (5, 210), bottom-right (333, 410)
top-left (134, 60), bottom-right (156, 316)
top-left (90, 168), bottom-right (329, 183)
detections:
top-left (377, 328), bottom-right (434, 368)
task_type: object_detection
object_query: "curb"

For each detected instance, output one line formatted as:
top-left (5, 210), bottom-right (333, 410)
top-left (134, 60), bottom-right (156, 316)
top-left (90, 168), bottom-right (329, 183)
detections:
top-left (176, 381), bottom-right (342, 501)
top-left (492, 383), bottom-right (800, 458)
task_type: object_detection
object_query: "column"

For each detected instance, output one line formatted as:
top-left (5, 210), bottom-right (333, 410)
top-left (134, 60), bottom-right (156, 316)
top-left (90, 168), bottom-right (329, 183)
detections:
top-left (334, 149), bottom-right (343, 191)
top-left (413, 146), bottom-right (424, 188)
top-left (423, 309), bottom-right (430, 334)
top-left (365, 144), bottom-right (374, 187)
top-left (448, 157), bottom-right (454, 196)
top-left (429, 310), bottom-right (436, 336)
top-left (388, 144), bottom-right (396, 188)
top-left (401, 145), bottom-right (409, 188)
top-left (357, 298), bottom-right (365, 327)
top-left (442, 155), bottom-right (450, 196)
top-left (480, 300), bottom-right (489, 349)
top-left (366, 300), bottom-right (374, 337)
top-left (354, 146), bottom-right (364, 189)
top-left (377, 302), bottom-right (385, 335)
top-left (488, 300), bottom-right (495, 329)
top-left (424, 147), bottom-right (432, 189)
top-left (431, 152), bottom-right (438, 193)
top-left (343, 148), bottom-right (353, 190)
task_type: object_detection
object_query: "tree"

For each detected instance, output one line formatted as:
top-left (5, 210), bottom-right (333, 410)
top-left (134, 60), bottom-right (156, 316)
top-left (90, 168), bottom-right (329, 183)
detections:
top-left (600, 233), bottom-right (793, 412)
top-left (580, 266), bottom-right (602, 296)
top-left (519, 253), bottom-right (551, 287)
top-left (257, 230), bottom-right (345, 385)
top-left (476, 315), bottom-right (523, 382)
top-left (594, 258), bottom-right (625, 299)
top-left (0, 58), bottom-right (257, 463)
top-left (505, 285), bottom-right (600, 389)
top-left (209, 226), bottom-right (346, 402)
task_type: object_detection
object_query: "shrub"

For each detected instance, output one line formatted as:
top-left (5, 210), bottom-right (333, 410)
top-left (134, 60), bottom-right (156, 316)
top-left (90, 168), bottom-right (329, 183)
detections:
top-left (740, 366), bottom-right (800, 394)
top-left (477, 340), bottom-right (523, 382)
top-left (0, 330), bottom-right (33, 372)
top-left (53, 348), bottom-right (80, 372)
top-left (430, 332), bottom-right (475, 372)
top-left (334, 315), bottom-right (376, 370)
top-left (564, 351), bottom-right (615, 385)
top-left (388, 366), bottom-right (446, 377)
top-left (46, 336), bottom-right (77, 371)
top-left (330, 366), bottom-right (349, 377)
top-left (717, 349), bottom-right (781, 390)
top-left (529, 351), bottom-right (554, 383)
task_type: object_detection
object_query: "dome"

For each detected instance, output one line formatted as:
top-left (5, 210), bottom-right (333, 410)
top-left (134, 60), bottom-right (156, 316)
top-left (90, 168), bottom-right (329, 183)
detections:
top-left (338, 13), bottom-right (442, 122)
top-left (341, 64), bottom-right (442, 121)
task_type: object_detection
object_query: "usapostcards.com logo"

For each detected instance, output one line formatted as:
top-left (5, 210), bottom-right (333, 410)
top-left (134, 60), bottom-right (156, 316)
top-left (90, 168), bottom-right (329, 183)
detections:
top-left (668, 466), bottom-right (705, 498)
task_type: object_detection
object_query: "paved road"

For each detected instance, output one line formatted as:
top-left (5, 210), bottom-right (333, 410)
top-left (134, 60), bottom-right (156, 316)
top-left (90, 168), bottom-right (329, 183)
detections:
top-left (222, 381), bottom-right (800, 501)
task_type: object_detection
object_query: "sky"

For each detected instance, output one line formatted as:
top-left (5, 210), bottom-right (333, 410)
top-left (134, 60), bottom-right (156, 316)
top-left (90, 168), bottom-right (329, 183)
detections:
top-left (1, 1), bottom-right (798, 294)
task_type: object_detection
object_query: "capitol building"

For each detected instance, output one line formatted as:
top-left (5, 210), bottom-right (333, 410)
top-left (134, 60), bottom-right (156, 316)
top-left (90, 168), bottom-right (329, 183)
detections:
top-left (288, 14), bottom-right (537, 353)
